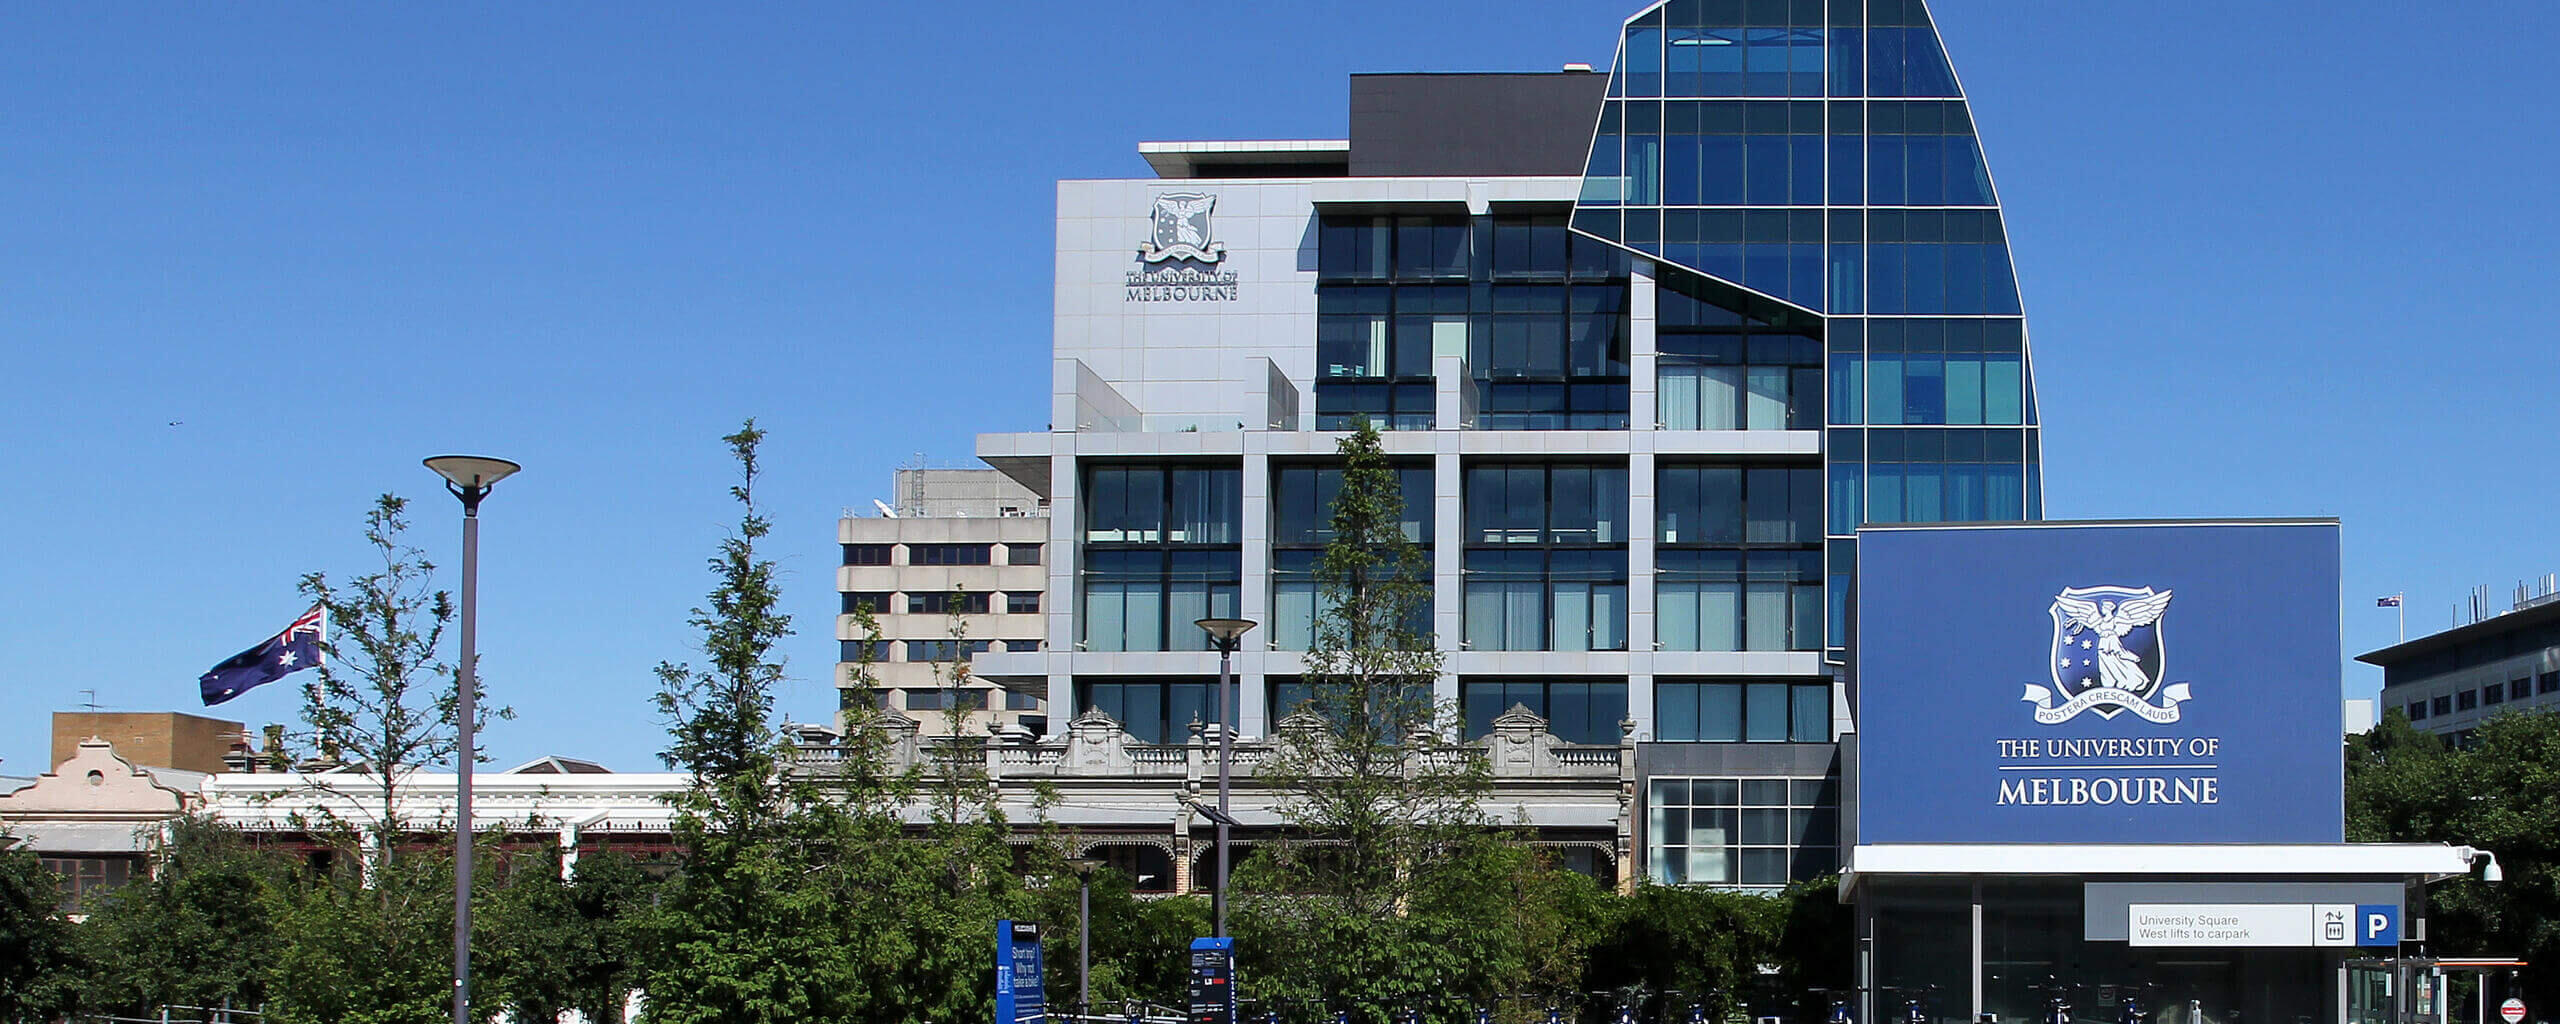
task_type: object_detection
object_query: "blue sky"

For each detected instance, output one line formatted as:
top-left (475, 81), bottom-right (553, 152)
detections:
top-left (3, 1), bottom-right (2553, 774)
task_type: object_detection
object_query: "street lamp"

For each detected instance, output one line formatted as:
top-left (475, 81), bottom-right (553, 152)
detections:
top-left (1067, 855), bottom-right (1109, 1020)
top-left (1194, 616), bottom-right (1255, 938)
top-left (424, 454), bottom-right (519, 1024)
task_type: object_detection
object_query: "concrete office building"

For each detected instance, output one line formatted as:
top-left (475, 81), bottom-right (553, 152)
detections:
top-left (837, 468), bottom-right (1053, 737)
top-left (838, 0), bottom-right (2044, 889)
top-left (2359, 577), bottom-right (2560, 743)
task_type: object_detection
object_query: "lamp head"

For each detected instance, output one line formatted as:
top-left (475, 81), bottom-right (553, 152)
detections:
top-left (424, 455), bottom-right (521, 513)
top-left (1194, 617), bottom-right (1258, 649)
top-left (1067, 856), bottom-right (1109, 878)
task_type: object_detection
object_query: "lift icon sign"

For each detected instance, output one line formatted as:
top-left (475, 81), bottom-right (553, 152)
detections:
top-left (2310, 904), bottom-right (2399, 947)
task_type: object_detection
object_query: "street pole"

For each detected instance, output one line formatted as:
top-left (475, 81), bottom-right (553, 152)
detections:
top-left (1192, 618), bottom-right (1254, 942)
top-left (1080, 871), bottom-right (1092, 1019)
top-left (1216, 637), bottom-right (1234, 938)
top-left (424, 455), bottom-right (517, 1024)
top-left (454, 502), bottom-right (477, 1024)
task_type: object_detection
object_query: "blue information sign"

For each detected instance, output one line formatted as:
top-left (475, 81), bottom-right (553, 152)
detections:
top-left (1854, 521), bottom-right (2345, 845)
top-left (1188, 936), bottom-right (1235, 1024)
top-left (996, 919), bottom-right (1045, 1024)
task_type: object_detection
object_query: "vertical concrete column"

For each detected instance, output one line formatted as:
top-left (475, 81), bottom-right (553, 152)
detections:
top-left (1046, 448), bottom-right (1079, 738)
top-left (1626, 448), bottom-right (1656, 736)
top-left (1625, 266), bottom-right (1660, 738)
top-left (1430, 406), bottom-right (1465, 717)
top-left (1237, 435), bottom-right (1272, 738)
top-left (1629, 262), bottom-right (1659, 432)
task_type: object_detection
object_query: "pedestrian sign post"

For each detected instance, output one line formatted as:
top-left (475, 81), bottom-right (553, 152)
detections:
top-left (1188, 936), bottom-right (1235, 1024)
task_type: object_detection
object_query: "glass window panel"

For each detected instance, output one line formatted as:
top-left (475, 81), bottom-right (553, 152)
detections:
top-left (1745, 582), bottom-right (1790, 652)
top-left (1652, 797), bottom-right (1691, 846)
top-left (1504, 582), bottom-right (1543, 651)
top-left (1659, 581), bottom-right (1703, 651)
top-left (1659, 683), bottom-right (1701, 742)
top-left (1903, 463), bottom-right (1943, 523)
top-left (1791, 684), bottom-right (1829, 741)
top-left (1552, 581), bottom-right (1592, 652)
top-left (1688, 846), bottom-right (1733, 885)
top-left (1944, 355), bottom-right (1984, 425)
top-left (1593, 583), bottom-right (1628, 652)
top-left (1984, 354), bottom-right (2023, 425)
top-left (1745, 682), bottom-right (1789, 741)
top-left (1739, 848), bottom-right (1790, 885)
top-left (1700, 682), bottom-right (1744, 741)
top-left (1700, 579), bottom-right (1742, 650)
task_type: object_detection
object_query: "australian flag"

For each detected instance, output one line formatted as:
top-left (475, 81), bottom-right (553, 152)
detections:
top-left (200, 606), bottom-right (325, 706)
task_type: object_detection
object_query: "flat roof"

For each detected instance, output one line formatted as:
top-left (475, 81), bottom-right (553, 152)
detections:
top-left (2358, 595), bottom-right (2560, 668)
top-left (1137, 139), bottom-right (1350, 179)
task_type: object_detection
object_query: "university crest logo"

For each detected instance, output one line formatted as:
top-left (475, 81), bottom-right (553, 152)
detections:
top-left (2022, 585), bottom-right (2191, 724)
top-left (1138, 192), bottom-right (1226, 263)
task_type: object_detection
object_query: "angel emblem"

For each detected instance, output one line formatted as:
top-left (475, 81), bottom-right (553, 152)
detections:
top-left (1139, 192), bottom-right (1227, 263)
top-left (2051, 586), bottom-right (2173, 698)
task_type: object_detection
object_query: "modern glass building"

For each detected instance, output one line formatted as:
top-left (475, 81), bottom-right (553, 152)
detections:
top-left (1571, 0), bottom-right (2041, 660)
top-left (858, 0), bottom-right (2043, 891)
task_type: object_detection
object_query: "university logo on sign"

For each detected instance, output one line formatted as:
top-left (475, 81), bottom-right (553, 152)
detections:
top-left (1139, 193), bottom-right (1226, 264)
top-left (2023, 585), bottom-right (2191, 724)
top-left (1126, 192), bottom-right (1239, 302)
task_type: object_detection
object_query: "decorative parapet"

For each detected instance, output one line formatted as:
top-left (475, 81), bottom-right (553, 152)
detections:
top-left (787, 704), bottom-right (1624, 782)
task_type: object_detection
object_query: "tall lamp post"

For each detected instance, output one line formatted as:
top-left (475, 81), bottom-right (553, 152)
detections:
top-left (1067, 855), bottom-right (1108, 1020)
top-left (1194, 617), bottom-right (1256, 939)
top-left (424, 455), bottom-right (520, 1024)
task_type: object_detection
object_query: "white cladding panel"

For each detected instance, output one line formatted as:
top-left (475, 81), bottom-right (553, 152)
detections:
top-left (1055, 179), bottom-right (1320, 427)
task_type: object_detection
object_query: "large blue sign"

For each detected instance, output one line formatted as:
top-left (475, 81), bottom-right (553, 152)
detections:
top-left (995, 920), bottom-right (1045, 1024)
top-left (1854, 520), bottom-right (2344, 844)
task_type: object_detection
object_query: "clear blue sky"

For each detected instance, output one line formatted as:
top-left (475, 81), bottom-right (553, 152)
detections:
top-left (4, 2), bottom-right (2554, 774)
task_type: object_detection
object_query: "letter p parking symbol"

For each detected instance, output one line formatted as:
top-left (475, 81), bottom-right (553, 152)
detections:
top-left (2355, 904), bottom-right (2401, 946)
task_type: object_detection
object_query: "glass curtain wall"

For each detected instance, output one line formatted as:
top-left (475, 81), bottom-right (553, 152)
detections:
top-left (1462, 678), bottom-right (1629, 744)
top-left (1081, 464), bottom-right (1242, 651)
top-left (1269, 464), bottom-right (1433, 650)
top-left (1654, 680), bottom-right (1828, 742)
top-left (1463, 463), bottom-right (1631, 652)
top-left (1076, 679), bottom-right (1222, 745)
top-left (1656, 462), bottom-right (1823, 651)
top-left (1574, 0), bottom-right (2045, 653)
top-left (1644, 775), bottom-right (1838, 886)
top-left (1318, 213), bottom-right (1634, 431)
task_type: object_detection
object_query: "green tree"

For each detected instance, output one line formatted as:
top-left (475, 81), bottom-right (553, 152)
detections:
top-left (478, 845), bottom-right (660, 1024)
top-left (2350, 708), bottom-right (2560, 1008)
top-left (264, 847), bottom-right (455, 1024)
top-left (644, 420), bottom-right (879, 1024)
top-left (1584, 883), bottom-right (1788, 1020)
top-left (1256, 418), bottom-right (1485, 920)
top-left (1240, 420), bottom-right (1613, 1022)
top-left (0, 845), bottom-right (81, 1024)
top-left (70, 817), bottom-right (291, 1017)
top-left (1020, 866), bottom-right (1209, 1011)
top-left (298, 493), bottom-right (505, 861)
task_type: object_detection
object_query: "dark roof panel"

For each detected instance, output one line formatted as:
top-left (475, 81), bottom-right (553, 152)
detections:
top-left (1348, 72), bottom-right (1610, 178)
